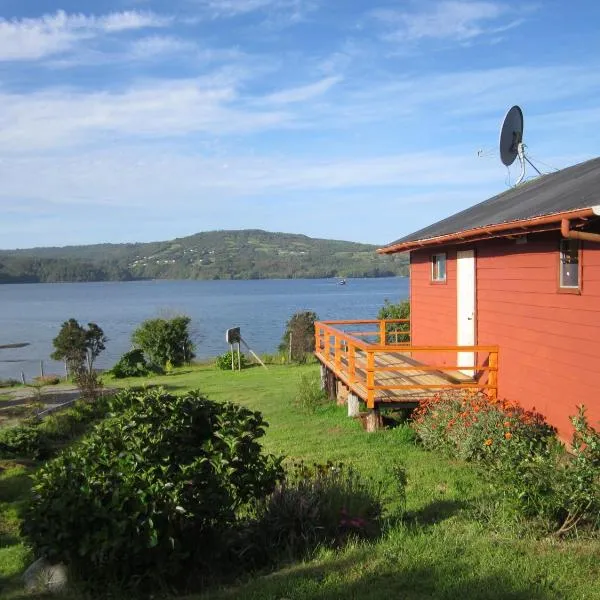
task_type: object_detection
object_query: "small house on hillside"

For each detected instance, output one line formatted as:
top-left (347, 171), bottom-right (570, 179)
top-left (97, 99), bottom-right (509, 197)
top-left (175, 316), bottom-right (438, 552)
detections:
top-left (377, 157), bottom-right (600, 438)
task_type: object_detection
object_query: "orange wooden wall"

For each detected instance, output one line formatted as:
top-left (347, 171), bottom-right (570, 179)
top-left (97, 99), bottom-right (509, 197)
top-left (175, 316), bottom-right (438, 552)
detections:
top-left (410, 232), bottom-right (600, 439)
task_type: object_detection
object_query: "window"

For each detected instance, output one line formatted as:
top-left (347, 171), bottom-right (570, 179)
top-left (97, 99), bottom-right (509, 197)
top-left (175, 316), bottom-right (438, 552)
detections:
top-left (559, 240), bottom-right (580, 289)
top-left (431, 253), bottom-right (447, 282)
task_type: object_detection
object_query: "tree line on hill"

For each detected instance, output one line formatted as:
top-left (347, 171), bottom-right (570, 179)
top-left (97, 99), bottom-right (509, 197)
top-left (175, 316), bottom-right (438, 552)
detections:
top-left (0, 230), bottom-right (408, 283)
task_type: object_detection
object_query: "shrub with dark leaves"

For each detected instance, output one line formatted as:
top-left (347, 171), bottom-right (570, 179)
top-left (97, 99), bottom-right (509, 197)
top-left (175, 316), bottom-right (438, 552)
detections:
top-left (23, 388), bottom-right (283, 593)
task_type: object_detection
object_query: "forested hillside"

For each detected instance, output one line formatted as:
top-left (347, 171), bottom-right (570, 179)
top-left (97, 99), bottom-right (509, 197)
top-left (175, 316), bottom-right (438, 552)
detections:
top-left (0, 230), bottom-right (408, 283)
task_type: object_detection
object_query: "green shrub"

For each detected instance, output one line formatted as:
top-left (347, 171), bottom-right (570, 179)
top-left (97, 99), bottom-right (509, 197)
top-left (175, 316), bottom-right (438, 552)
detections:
top-left (378, 299), bottom-right (410, 343)
top-left (294, 373), bottom-right (328, 413)
top-left (0, 398), bottom-right (112, 460)
top-left (411, 390), bottom-right (554, 462)
top-left (490, 406), bottom-right (599, 535)
top-left (0, 424), bottom-right (51, 460)
top-left (249, 462), bottom-right (385, 563)
top-left (215, 350), bottom-right (248, 370)
top-left (279, 311), bottom-right (318, 362)
top-left (132, 316), bottom-right (195, 368)
top-left (110, 349), bottom-right (154, 378)
top-left (23, 388), bottom-right (283, 593)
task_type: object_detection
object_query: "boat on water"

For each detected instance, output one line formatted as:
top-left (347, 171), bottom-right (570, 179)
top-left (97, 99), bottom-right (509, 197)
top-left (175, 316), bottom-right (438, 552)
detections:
top-left (338, 279), bottom-right (346, 285)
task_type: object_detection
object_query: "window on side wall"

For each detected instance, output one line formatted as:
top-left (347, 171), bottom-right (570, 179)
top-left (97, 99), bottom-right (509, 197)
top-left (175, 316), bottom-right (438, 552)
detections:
top-left (431, 253), bottom-right (447, 282)
top-left (559, 239), bottom-right (580, 289)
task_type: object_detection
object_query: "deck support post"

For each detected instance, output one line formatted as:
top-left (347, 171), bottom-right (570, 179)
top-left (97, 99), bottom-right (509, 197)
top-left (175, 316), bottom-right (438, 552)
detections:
top-left (319, 364), bottom-right (326, 391)
top-left (347, 393), bottom-right (360, 417)
top-left (324, 368), bottom-right (337, 400)
top-left (364, 409), bottom-right (382, 433)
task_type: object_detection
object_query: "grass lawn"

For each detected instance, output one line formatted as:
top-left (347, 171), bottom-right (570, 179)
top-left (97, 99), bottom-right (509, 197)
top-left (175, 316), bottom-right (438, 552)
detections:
top-left (1, 363), bottom-right (598, 599)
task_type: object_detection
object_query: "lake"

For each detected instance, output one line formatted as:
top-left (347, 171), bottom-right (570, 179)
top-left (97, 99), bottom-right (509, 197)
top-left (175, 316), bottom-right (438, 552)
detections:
top-left (0, 277), bottom-right (409, 380)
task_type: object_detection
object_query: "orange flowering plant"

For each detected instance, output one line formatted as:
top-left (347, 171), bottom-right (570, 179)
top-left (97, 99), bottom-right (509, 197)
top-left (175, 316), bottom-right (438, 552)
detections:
top-left (411, 390), bottom-right (554, 462)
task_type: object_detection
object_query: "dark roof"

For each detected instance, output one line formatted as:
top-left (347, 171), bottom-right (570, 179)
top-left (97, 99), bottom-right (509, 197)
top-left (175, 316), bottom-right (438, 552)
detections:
top-left (382, 157), bottom-right (600, 249)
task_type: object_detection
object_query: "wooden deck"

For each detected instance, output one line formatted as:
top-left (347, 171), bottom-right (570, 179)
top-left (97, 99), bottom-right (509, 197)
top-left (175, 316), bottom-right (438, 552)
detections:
top-left (315, 320), bottom-right (499, 409)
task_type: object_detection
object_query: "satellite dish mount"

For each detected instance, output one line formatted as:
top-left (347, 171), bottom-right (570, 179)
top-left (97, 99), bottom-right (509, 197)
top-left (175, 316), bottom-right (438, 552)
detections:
top-left (499, 105), bottom-right (541, 186)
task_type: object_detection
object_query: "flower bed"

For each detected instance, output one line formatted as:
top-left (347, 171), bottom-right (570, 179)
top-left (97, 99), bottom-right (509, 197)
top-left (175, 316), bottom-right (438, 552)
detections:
top-left (411, 390), bottom-right (554, 462)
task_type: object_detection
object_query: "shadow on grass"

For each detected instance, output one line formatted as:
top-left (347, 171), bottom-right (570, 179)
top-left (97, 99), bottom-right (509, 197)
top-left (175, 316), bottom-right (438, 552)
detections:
top-left (405, 499), bottom-right (468, 528)
top-left (206, 550), bottom-right (556, 600)
top-left (0, 472), bottom-right (32, 503)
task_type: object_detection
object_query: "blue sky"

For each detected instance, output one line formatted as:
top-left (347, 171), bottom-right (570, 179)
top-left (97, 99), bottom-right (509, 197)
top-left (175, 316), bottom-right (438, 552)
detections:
top-left (0, 0), bottom-right (599, 249)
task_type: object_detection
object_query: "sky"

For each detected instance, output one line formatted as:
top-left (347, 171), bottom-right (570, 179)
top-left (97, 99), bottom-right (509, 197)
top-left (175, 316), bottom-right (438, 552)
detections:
top-left (0, 0), bottom-right (599, 249)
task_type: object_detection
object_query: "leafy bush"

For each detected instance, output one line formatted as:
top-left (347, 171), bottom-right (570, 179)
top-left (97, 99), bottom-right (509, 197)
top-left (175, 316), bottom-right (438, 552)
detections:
top-left (249, 462), bottom-right (385, 563)
top-left (294, 373), bottom-right (328, 413)
top-left (33, 375), bottom-right (61, 385)
top-left (132, 316), bottom-right (195, 369)
top-left (411, 390), bottom-right (554, 462)
top-left (0, 398), bottom-right (111, 460)
top-left (489, 406), bottom-right (599, 535)
top-left (279, 311), bottom-right (318, 362)
top-left (215, 350), bottom-right (249, 370)
top-left (23, 388), bottom-right (283, 593)
top-left (110, 349), bottom-right (154, 378)
top-left (378, 299), bottom-right (410, 343)
top-left (0, 424), bottom-right (51, 460)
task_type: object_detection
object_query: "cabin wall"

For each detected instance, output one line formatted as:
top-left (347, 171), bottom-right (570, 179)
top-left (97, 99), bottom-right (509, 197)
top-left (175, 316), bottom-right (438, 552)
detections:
top-left (410, 232), bottom-right (600, 438)
top-left (409, 248), bottom-right (458, 368)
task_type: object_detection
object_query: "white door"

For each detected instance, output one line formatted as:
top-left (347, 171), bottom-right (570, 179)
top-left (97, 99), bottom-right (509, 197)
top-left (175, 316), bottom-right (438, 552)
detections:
top-left (456, 250), bottom-right (476, 376)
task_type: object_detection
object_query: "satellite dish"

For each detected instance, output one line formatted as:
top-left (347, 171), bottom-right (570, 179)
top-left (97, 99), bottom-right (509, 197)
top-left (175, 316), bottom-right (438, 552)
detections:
top-left (498, 105), bottom-right (541, 186)
top-left (499, 105), bottom-right (524, 167)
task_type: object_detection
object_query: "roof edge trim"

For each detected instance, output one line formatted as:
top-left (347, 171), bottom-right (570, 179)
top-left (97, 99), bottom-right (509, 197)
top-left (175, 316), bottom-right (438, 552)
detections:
top-left (377, 207), bottom-right (597, 254)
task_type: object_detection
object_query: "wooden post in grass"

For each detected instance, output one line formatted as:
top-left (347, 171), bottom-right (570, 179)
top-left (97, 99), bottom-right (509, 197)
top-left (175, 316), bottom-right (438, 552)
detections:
top-left (364, 409), bottom-right (382, 433)
top-left (347, 393), bottom-right (360, 417)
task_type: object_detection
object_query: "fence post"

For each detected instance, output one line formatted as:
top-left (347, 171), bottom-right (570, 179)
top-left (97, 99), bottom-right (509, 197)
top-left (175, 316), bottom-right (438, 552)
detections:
top-left (366, 350), bottom-right (375, 409)
top-left (379, 320), bottom-right (386, 346)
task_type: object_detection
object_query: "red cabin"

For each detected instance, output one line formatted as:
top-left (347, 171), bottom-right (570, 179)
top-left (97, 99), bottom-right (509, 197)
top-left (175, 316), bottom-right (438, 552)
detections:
top-left (378, 157), bottom-right (600, 439)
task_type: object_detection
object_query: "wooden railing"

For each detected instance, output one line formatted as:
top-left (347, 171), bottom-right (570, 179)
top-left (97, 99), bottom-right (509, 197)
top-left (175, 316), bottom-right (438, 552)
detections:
top-left (314, 320), bottom-right (499, 409)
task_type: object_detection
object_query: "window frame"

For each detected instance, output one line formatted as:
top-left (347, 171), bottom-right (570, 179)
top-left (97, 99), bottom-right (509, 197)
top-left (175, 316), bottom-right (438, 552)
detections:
top-left (558, 239), bottom-right (582, 294)
top-left (431, 252), bottom-right (447, 284)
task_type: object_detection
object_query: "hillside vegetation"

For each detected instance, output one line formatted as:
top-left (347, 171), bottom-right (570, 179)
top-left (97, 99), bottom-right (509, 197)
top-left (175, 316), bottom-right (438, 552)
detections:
top-left (0, 230), bottom-right (407, 283)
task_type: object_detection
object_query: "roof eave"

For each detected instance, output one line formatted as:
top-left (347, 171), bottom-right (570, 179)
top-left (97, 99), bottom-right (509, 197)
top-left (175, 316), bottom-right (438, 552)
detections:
top-left (377, 206), bottom-right (600, 255)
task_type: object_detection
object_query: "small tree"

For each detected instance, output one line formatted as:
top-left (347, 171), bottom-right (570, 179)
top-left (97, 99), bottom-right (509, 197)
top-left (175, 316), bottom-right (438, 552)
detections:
top-left (85, 323), bottom-right (107, 372)
top-left (378, 300), bottom-right (410, 343)
top-left (51, 319), bottom-right (87, 376)
top-left (132, 316), bottom-right (196, 369)
top-left (279, 311), bottom-right (318, 362)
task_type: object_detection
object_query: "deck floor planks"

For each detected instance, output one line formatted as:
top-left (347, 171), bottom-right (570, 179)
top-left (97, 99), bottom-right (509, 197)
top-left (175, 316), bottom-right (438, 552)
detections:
top-left (316, 347), bottom-right (476, 406)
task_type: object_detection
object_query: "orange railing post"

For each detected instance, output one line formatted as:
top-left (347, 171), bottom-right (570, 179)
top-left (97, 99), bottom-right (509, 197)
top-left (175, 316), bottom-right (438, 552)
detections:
top-left (366, 350), bottom-right (375, 409)
top-left (379, 320), bottom-right (386, 346)
top-left (334, 332), bottom-right (342, 372)
top-left (349, 344), bottom-right (356, 385)
top-left (314, 324), bottom-right (321, 357)
top-left (488, 347), bottom-right (499, 400)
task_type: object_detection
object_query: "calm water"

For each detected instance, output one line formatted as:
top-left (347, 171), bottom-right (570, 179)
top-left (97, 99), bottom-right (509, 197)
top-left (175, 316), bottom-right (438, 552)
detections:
top-left (0, 278), bottom-right (408, 380)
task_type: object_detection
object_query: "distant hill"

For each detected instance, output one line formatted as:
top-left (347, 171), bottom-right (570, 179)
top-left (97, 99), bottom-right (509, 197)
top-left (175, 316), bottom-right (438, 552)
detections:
top-left (0, 229), bottom-right (408, 283)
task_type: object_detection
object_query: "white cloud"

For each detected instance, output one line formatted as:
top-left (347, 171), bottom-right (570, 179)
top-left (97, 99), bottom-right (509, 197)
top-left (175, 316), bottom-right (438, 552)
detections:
top-left (0, 77), bottom-right (291, 152)
top-left (129, 36), bottom-right (199, 59)
top-left (0, 10), bottom-right (171, 61)
top-left (191, 0), bottom-right (317, 23)
top-left (373, 1), bottom-right (521, 43)
top-left (263, 76), bottom-right (342, 104)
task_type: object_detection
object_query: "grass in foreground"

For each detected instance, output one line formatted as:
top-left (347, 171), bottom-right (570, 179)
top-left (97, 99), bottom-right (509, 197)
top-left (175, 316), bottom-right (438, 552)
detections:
top-left (1, 363), bottom-right (598, 599)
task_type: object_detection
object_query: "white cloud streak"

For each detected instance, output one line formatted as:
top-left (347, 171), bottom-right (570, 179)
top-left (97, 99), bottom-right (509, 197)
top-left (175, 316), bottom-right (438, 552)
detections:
top-left (373, 1), bottom-right (520, 43)
top-left (263, 76), bottom-right (342, 104)
top-left (0, 10), bottom-right (171, 61)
